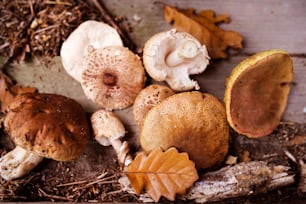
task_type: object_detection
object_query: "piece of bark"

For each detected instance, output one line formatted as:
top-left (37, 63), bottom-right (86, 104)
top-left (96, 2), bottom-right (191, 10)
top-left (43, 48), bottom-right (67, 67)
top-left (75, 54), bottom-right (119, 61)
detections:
top-left (183, 161), bottom-right (295, 203)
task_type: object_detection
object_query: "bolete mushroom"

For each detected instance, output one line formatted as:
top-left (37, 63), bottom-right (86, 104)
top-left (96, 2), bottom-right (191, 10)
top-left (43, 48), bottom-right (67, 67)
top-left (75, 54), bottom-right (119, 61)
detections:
top-left (60, 20), bottom-right (123, 82)
top-left (142, 29), bottom-right (210, 91)
top-left (91, 109), bottom-right (132, 167)
top-left (0, 93), bottom-right (90, 180)
top-left (140, 91), bottom-right (229, 170)
top-left (224, 49), bottom-right (293, 138)
top-left (81, 46), bottom-right (146, 110)
top-left (133, 84), bottom-right (175, 126)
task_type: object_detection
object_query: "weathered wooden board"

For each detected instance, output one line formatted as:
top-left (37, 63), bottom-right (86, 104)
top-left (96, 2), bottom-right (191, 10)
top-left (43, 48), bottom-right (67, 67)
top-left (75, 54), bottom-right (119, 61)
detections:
top-left (5, 0), bottom-right (306, 126)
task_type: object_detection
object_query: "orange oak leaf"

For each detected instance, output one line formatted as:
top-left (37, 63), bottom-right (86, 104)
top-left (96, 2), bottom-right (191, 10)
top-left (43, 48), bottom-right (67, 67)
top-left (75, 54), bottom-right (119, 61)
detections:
top-left (0, 72), bottom-right (36, 112)
top-left (164, 5), bottom-right (243, 59)
top-left (126, 147), bottom-right (199, 202)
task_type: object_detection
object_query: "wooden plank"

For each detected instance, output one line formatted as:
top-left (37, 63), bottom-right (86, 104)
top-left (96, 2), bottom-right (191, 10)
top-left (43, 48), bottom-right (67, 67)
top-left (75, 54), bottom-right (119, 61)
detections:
top-left (105, 0), bottom-right (306, 53)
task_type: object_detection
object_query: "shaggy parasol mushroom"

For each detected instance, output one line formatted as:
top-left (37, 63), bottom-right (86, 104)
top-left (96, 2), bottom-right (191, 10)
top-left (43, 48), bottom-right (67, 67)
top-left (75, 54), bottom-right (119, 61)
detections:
top-left (140, 91), bottom-right (229, 170)
top-left (0, 93), bottom-right (90, 180)
top-left (91, 109), bottom-right (132, 167)
top-left (133, 84), bottom-right (175, 126)
top-left (224, 49), bottom-right (293, 138)
top-left (81, 46), bottom-right (146, 110)
top-left (143, 29), bottom-right (210, 91)
top-left (60, 20), bottom-right (123, 82)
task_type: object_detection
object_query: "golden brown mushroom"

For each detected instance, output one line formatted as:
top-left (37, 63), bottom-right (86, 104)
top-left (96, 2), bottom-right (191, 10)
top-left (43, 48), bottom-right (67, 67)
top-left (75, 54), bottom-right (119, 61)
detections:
top-left (140, 91), bottom-right (229, 170)
top-left (0, 93), bottom-right (90, 180)
top-left (133, 84), bottom-right (175, 126)
top-left (224, 49), bottom-right (293, 138)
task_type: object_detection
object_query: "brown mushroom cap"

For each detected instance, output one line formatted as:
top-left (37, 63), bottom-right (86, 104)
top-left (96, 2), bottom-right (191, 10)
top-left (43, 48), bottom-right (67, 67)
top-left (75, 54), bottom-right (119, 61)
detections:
top-left (224, 49), bottom-right (293, 138)
top-left (140, 91), bottom-right (229, 170)
top-left (133, 84), bottom-right (175, 126)
top-left (3, 93), bottom-right (90, 161)
top-left (81, 46), bottom-right (146, 110)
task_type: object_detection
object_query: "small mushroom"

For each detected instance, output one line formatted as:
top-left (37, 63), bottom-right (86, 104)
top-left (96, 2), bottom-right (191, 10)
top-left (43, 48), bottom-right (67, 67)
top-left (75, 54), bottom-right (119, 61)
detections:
top-left (81, 46), bottom-right (146, 110)
top-left (143, 29), bottom-right (210, 91)
top-left (0, 93), bottom-right (90, 180)
top-left (140, 91), bottom-right (229, 170)
top-left (91, 109), bottom-right (132, 167)
top-left (133, 84), bottom-right (175, 126)
top-left (60, 20), bottom-right (123, 82)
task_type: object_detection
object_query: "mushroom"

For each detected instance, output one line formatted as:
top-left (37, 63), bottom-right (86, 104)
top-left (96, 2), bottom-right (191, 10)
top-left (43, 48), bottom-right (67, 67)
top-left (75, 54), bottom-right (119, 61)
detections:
top-left (133, 84), bottom-right (175, 126)
top-left (91, 109), bottom-right (132, 167)
top-left (60, 20), bottom-right (123, 82)
top-left (224, 49), bottom-right (293, 138)
top-left (81, 46), bottom-right (146, 110)
top-left (142, 29), bottom-right (210, 91)
top-left (140, 91), bottom-right (229, 170)
top-left (0, 93), bottom-right (90, 180)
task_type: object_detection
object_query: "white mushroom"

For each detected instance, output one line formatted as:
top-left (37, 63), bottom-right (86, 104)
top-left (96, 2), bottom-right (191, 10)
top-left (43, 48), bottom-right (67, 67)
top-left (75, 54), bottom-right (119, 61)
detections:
top-left (60, 20), bottom-right (123, 82)
top-left (143, 29), bottom-right (210, 91)
top-left (91, 109), bottom-right (132, 167)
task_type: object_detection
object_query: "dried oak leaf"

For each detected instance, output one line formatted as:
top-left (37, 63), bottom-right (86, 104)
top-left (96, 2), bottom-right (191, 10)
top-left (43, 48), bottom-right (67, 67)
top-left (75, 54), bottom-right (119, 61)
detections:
top-left (0, 72), bottom-right (36, 112)
top-left (164, 5), bottom-right (243, 59)
top-left (126, 147), bottom-right (199, 202)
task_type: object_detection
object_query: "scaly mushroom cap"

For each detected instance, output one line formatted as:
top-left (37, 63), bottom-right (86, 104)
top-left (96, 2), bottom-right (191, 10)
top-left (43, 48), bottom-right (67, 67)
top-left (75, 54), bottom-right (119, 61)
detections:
top-left (224, 49), bottom-right (293, 138)
top-left (91, 109), bottom-right (126, 146)
top-left (143, 29), bottom-right (210, 91)
top-left (3, 93), bottom-right (90, 161)
top-left (140, 91), bottom-right (229, 170)
top-left (81, 46), bottom-right (146, 110)
top-left (133, 84), bottom-right (175, 126)
top-left (60, 20), bottom-right (123, 82)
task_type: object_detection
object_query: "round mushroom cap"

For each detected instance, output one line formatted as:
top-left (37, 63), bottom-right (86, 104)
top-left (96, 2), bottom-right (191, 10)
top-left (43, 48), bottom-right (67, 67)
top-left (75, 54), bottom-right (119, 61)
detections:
top-left (140, 91), bottom-right (229, 170)
top-left (133, 84), bottom-right (175, 126)
top-left (81, 46), bottom-right (146, 110)
top-left (3, 93), bottom-right (90, 161)
top-left (224, 49), bottom-right (293, 138)
top-left (60, 20), bottom-right (123, 82)
top-left (91, 109), bottom-right (126, 146)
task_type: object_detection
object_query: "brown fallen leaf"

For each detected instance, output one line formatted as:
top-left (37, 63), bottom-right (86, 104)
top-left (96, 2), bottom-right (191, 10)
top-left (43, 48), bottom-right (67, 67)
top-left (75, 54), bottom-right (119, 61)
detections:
top-left (126, 147), bottom-right (199, 202)
top-left (164, 5), bottom-right (243, 59)
top-left (0, 72), bottom-right (36, 112)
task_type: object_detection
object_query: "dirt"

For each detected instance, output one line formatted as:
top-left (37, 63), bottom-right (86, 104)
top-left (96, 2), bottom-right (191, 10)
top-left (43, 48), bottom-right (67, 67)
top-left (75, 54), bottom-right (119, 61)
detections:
top-left (1, 122), bottom-right (306, 203)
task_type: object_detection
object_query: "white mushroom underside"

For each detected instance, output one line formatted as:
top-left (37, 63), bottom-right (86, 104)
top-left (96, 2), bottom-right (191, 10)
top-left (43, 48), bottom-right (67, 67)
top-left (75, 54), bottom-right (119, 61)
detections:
top-left (0, 146), bottom-right (43, 181)
top-left (60, 20), bottom-right (123, 82)
top-left (143, 29), bottom-right (210, 91)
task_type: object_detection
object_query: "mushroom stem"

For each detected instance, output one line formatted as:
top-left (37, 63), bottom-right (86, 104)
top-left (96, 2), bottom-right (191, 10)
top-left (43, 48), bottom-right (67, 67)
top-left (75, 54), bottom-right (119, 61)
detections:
top-left (108, 138), bottom-right (133, 167)
top-left (0, 146), bottom-right (43, 181)
top-left (166, 40), bottom-right (200, 67)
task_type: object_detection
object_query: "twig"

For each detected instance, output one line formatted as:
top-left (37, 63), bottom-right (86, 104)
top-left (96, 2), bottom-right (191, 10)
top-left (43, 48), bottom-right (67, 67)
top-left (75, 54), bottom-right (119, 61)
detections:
top-left (38, 188), bottom-right (73, 201)
top-left (91, 0), bottom-right (138, 53)
top-left (298, 160), bottom-right (306, 195)
top-left (183, 161), bottom-right (295, 203)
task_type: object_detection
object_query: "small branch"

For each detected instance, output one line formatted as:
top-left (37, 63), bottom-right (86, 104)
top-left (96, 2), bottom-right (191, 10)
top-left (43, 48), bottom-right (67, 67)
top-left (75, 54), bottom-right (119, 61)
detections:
top-left (298, 160), bottom-right (306, 195)
top-left (183, 161), bottom-right (295, 203)
top-left (91, 0), bottom-right (138, 53)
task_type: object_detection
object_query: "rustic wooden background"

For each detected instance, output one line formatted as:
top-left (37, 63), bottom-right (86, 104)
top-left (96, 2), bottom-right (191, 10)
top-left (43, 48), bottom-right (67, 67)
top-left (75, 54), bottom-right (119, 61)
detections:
top-left (7, 0), bottom-right (306, 125)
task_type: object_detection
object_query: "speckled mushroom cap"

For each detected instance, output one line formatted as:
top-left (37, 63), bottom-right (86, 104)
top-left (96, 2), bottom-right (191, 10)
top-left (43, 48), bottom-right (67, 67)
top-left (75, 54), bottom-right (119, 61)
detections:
top-left (133, 84), bottom-right (175, 126)
top-left (81, 46), bottom-right (146, 110)
top-left (3, 93), bottom-right (90, 161)
top-left (140, 91), bottom-right (229, 170)
top-left (224, 49), bottom-right (293, 138)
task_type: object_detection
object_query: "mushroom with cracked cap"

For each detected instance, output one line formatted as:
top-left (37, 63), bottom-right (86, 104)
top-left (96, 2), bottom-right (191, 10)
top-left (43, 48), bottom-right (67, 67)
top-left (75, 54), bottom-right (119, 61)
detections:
top-left (0, 93), bottom-right (90, 180)
top-left (140, 91), bottom-right (229, 170)
top-left (91, 109), bottom-right (132, 167)
top-left (143, 29), bottom-right (210, 91)
top-left (60, 20), bottom-right (123, 82)
top-left (81, 46), bottom-right (146, 110)
top-left (133, 84), bottom-right (175, 126)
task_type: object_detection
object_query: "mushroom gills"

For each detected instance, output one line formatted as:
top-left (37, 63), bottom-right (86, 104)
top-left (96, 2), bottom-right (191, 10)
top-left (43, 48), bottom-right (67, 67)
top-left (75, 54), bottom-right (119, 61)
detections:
top-left (0, 146), bottom-right (43, 180)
